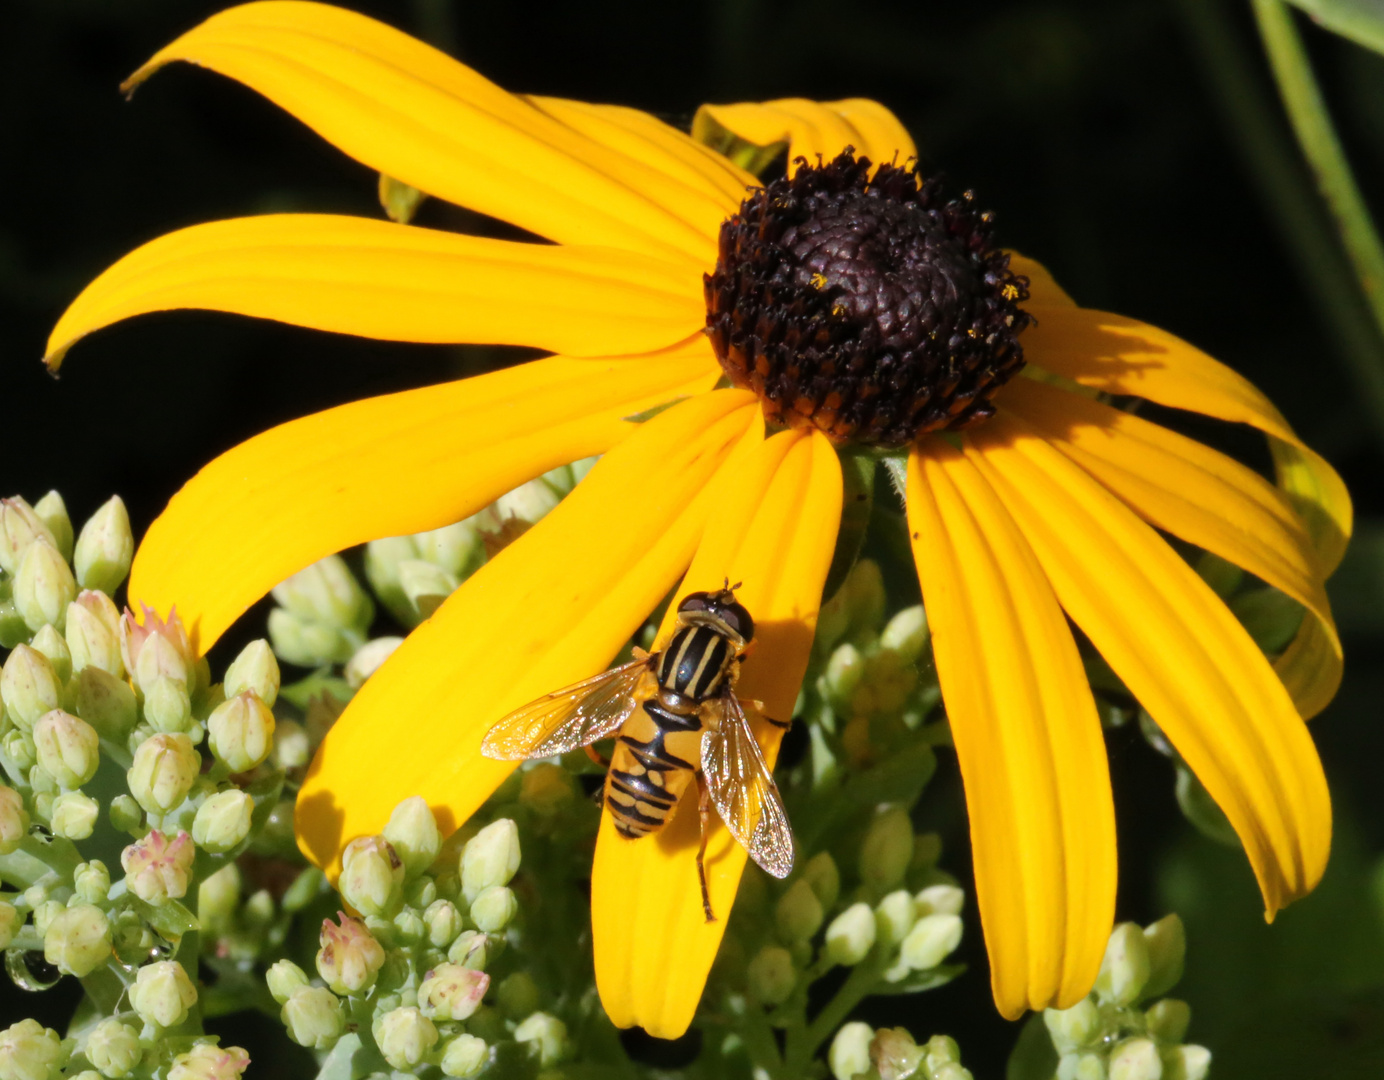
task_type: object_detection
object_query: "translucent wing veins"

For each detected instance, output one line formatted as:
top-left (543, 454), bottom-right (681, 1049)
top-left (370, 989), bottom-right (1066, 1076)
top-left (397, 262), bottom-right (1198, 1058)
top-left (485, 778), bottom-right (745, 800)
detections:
top-left (701, 695), bottom-right (795, 878)
top-left (481, 658), bottom-right (649, 761)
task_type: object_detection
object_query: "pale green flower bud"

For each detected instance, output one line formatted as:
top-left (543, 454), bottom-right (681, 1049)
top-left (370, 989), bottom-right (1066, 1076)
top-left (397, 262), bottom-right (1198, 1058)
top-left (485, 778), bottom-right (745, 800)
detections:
top-left (1142, 914), bottom-right (1186, 999)
top-left (0, 498), bottom-right (57, 575)
top-left (747, 944), bottom-right (796, 1005)
top-left (198, 863), bottom-right (241, 934)
top-left (0, 785), bottom-right (30, 854)
top-left (1045, 997), bottom-right (1103, 1053)
top-left (470, 885), bottom-right (517, 933)
top-left (2, 732), bottom-right (34, 774)
top-left (1145, 998), bottom-right (1191, 1044)
top-left (192, 790), bottom-right (254, 853)
top-left (405, 876), bottom-right (437, 909)
top-left (915, 883), bottom-right (965, 917)
top-left (440, 1034), bottom-right (489, 1078)
top-left (1163, 1046), bottom-right (1210, 1080)
top-left (418, 962), bottom-right (490, 1021)
top-left (51, 792), bottom-right (99, 840)
top-left (1095, 922), bottom-right (1151, 1007)
top-left (826, 902), bottom-right (877, 965)
top-left (32, 493), bottom-right (72, 563)
top-left (223, 640), bottom-right (279, 708)
top-left (372, 1007), bottom-right (437, 1072)
top-left (73, 860), bottom-right (110, 904)
top-left (415, 520), bottom-right (481, 576)
top-left (14, 540), bottom-right (76, 632)
top-left (1058, 1052), bottom-right (1108, 1080)
top-left (423, 899), bottom-right (463, 947)
top-left (344, 636), bottom-right (402, 689)
top-left (72, 668), bottom-right (137, 742)
top-left (275, 555), bottom-right (373, 629)
top-left (143, 677), bottom-right (192, 735)
top-left (775, 878), bottom-right (824, 943)
top-left (875, 890), bottom-right (917, 947)
top-left (398, 559), bottom-right (458, 618)
top-left (392, 907), bottom-right (425, 945)
top-left (66, 595), bottom-right (122, 678)
top-left (383, 796), bottom-right (441, 878)
top-left (847, 558), bottom-right (886, 634)
top-left (829, 1022), bottom-right (874, 1080)
top-left (1108, 1038), bottom-right (1162, 1080)
top-left (0, 902), bottom-right (18, 949)
top-left (30, 626), bottom-right (71, 683)
top-left (122, 610), bottom-right (191, 694)
top-left (74, 498), bottom-right (133, 596)
top-left (267, 608), bottom-right (353, 667)
top-left (266, 959), bottom-right (311, 1004)
top-left (879, 605), bottom-right (929, 662)
top-left (492, 478), bottom-right (562, 530)
top-left (83, 1019), bottom-right (140, 1078)
top-left (339, 836), bottom-right (404, 917)
top-left (519, 762), bottom-right (574, 815)
top-left (281, 987), bottom-right (344, 1050)
top-left (317, 912), bottom-right (386, 995)
top-left (166, 1043), bottom-right (248, 1080)
top-left (33, 710), bottom-right (99, 789)
top-left (461, 818), bottom-right (521, 901)
top-left (0, 1019), bottom-right (66, 1080)
top-left (129, 960), bottom-right (197, 1027)
top-left (823, 642), bottom-right (865, 709)
top-left (513, 1012), bottom-right (567, 1067)
top-left (207, 693), bottom-right (275, 773)
top-left (861, 807), bottom-right (913, 889)
top-left (448, 929), bottom-right (490, 969)
top-left (127, 733), bottom-right (198, 813)
top-left (497, 971), bottom-right (540, 1018)
top-left (869, 1027), bottom-right (924, 1080)
top-left (108, 794), bottom-right (142, 836)
top-left (43, 903), bottom-right (111, 977)
top-left (934, 1063), bottom-right (974, 1080)
top-left (271, 719), bottom-right (310, 771)
top-left (122, 829), bottom-right (195, 903)
top-left (801, 851), bottom-right (840, 911)
top-left (2, 645), bottom-right (62, 732)
top-left (364, 536), bottom-right (418, 623)
top-left (900, 912), bottom-right (963, 971)
top-left (924, 1034), bottom-right (962, 1072)
top-left (32, 900), bottom-right (62, 938)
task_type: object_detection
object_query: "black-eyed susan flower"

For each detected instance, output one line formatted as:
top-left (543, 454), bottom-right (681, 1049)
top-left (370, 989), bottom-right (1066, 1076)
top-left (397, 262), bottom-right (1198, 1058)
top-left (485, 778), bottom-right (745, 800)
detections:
top-left (45, 0), bottom-right (1348, 1038)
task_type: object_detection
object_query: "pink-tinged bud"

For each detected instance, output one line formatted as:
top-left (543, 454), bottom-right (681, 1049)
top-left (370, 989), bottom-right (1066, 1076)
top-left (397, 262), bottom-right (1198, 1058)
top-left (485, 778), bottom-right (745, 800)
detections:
top-left (129, 960), bottom-right (197, 1028)
top-left (207, 693), bottom-right (275, 773)
top-left (418, 963), bottom-right (490, 1022)
top-left (1, 644), bottom-right (63, 732)
top-left (340, 836), bottom-right (405, 917)
top-left (316, 912), bottom-right (386, 995)
top-left (126, 733), bottom-right (199, 814)
top-left (121, 830), bottom-right (195, 903)
top-left (166, 1043), bottom-right (250, 1080)
top-left (15, 540), bottom-right (78, 633)
top-left (120, 606), bottom-right (194, 694)
top-left (870, 1027), bottom-right (925, 1080)
top-left (0, 785), bottom-right (30, 855)
top-left (0, 497), bottom-right (57, 575)
top-left (65, 591), bottom-right (124, 678)
top-left (33, 710), bottom-right (100, 789)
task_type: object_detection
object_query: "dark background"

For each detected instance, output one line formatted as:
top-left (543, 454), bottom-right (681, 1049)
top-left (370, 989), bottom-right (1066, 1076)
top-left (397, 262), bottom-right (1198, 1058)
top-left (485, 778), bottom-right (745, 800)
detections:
top-left (6, 0), bottom-right (1384, 1076)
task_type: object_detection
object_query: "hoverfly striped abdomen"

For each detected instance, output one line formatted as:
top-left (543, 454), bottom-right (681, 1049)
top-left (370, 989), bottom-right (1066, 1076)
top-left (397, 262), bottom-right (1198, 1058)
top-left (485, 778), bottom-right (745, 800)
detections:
top-left (607, 700), bottom-right (701, 838)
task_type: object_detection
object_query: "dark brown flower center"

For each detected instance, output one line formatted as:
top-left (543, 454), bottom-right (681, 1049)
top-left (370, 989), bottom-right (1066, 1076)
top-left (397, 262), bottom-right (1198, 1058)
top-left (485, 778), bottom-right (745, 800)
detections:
top-left (704, 150), bottom-right (1031, 447)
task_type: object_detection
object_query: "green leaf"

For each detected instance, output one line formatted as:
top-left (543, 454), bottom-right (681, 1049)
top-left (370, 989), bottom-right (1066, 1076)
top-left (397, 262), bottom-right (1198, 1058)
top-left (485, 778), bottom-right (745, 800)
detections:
top-left (1007, 1012), bottom-right (1060, 1080)
top-left (870, 962), bottom-right (966, 995)
top-left (822, 454), bottom-right (877, 602)
top-left (623, 396), bottom-right (690, 424)
top-left (127, 895), bottom-right (199, 942)
top-left (1289, 0), bottom-right (1384, 56)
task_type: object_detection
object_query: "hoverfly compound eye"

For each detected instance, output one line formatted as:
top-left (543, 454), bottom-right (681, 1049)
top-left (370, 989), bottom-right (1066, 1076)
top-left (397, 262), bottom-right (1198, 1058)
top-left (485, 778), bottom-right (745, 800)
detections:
top-left (721, 601), bottom-right (755, 643)
top-left (677, 592), bottom-right (713, 614)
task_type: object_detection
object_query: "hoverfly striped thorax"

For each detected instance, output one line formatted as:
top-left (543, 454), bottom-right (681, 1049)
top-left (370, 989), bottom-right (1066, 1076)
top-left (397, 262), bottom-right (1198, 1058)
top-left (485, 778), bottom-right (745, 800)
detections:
top-left (481, 586), bottom-right (793, 920)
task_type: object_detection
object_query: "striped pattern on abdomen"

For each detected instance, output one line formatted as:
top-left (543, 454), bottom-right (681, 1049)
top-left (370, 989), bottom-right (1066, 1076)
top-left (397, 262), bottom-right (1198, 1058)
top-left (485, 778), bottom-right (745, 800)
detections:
top-left (606, 699), bottom-right (702, 839)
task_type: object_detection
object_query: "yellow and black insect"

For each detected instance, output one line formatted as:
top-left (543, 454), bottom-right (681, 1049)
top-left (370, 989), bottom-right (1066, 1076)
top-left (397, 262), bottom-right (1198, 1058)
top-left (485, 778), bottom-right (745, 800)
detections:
top-left (481, 586), bottom-right (794, 920)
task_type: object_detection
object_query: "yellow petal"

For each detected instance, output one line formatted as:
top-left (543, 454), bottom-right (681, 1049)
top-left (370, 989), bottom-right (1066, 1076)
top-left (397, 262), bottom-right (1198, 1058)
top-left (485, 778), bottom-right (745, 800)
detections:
top-left (906, 439), bottom-right (1115, 1018)
top-left (296, 390), bottom-right (762, 875)
top-left (968, 413), bottom-right (1332, 919)
top-left (45, 214), bottom-right (705, 371)
top-left (592, 429), bottom-right (842, 1038)
top-left (131, 341), bottom-right (720, 653)
top-left (1007, 252), bottom-right (1076, 307)
top-left (125, 1), bottom-right (719, 264)
top-left (999, 377), bottom-right (1343, 719)
top-left (526, 96), bottom-right (755, 210)
top-left (1020, 306), bottom-right (1352, 579)
top-left (694, 98), bottom-right (917, 171)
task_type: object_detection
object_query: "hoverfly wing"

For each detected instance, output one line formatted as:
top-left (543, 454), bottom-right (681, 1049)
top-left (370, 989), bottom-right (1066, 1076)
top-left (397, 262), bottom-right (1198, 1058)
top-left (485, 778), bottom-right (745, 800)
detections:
top-left (700, 695), bottom-right (794, 879)
top-left (480, 658), bottom-right (650, 761)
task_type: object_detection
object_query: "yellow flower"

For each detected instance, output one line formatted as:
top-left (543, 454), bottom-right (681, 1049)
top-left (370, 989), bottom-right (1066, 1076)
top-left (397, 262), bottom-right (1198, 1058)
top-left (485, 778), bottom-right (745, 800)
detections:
top-left (45, 0), bottom-right (1347, 1037)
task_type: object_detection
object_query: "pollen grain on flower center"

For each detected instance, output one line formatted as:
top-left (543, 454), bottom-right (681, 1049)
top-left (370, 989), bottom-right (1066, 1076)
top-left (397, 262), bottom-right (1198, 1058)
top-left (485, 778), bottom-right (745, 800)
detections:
top-left (704, 150), bottom-right (1032, 447)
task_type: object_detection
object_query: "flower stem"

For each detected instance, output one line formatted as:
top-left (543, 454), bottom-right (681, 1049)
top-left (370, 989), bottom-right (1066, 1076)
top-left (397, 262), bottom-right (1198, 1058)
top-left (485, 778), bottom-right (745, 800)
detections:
top-left (784, 951), bottom-right (886, 1074)
top-left (1176, 0), bottom-right (1384, 441)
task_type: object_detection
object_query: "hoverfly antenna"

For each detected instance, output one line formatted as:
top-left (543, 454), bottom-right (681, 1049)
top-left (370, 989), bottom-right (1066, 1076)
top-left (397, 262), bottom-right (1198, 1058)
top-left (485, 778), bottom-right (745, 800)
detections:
top-left (727, 579), bottom-right (743, 593)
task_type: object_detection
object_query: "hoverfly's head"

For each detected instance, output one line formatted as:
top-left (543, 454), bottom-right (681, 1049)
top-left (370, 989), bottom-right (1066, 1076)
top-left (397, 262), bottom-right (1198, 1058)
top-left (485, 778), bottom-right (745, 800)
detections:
top-left (677, 586), bottom-right (755, 645)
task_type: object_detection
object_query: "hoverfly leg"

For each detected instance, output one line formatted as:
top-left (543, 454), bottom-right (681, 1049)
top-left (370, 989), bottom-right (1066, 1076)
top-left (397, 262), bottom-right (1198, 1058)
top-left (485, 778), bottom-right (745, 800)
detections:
top-left (631, 646), bottom-right (650, 661)
top-left (741, 698), bottom-right (790, 729)
top-left (584, 744), bottom-right (611, 769)
top-left (696, 770), bottom-right (715, 923)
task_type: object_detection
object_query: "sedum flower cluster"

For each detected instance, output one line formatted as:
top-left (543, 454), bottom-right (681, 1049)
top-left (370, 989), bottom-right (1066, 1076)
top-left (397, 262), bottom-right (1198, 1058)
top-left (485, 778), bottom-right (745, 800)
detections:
top-left (0, 481), bottom-right (1218, 1079)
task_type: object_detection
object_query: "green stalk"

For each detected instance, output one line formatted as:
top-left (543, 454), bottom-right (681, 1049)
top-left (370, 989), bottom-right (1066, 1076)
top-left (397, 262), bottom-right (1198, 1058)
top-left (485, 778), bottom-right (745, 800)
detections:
top-left (1176, 0), bottom-right (1384, 440)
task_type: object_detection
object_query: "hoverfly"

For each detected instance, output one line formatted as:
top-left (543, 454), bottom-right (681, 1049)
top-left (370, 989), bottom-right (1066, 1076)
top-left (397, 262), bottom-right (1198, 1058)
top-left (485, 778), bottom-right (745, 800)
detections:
top-left (481, 586), bottom-right (794, 920)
